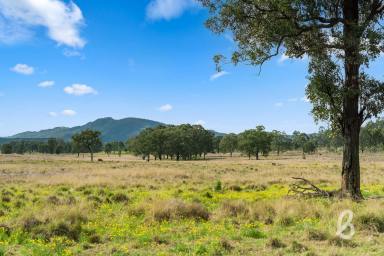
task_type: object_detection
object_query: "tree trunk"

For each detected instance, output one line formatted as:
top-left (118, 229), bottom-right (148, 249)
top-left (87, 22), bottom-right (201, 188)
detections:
top-left (341, 0), bottom-right (362, 199)
top-left (90, 151), bottom-right (94, 162)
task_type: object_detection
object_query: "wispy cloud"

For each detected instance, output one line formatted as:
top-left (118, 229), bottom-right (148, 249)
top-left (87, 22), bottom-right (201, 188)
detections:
top-left (274, 102), bottom-right (284, 107)
top-left (288, 98), bottom-right (298, 102)
top-left (195, 120), bottom-right (206, 126)
top-left (146, 0), bottom-right (197, 21)
top-left (11, 64), bottom-right (34, 75)
top-left (64, 84), bottom-right (97, 96)
top-left (61, 109), bottom-right (76, 116)
top-left (278, 53), bottom-right (290, 64)
top-left (301, 96), bottom-right (310, 103)
top-left (0, 0), bottom-right (86, 48)
top-left (48, 111), bottom-right (58, 117)
top-left (63, 48), bottom-right (84, 58)
top-left (38, 80), bottom-right (55, 88)
top-left (210, 71), bottom-right (229, 81)
top-left (158, 104), bottom-right (173, 112)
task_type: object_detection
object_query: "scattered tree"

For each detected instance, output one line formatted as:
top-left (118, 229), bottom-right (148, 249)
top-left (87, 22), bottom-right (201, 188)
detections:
top-left (220, 133), bottom-right (238, 157)
top-left (72, 130), bottom-right (102, 162)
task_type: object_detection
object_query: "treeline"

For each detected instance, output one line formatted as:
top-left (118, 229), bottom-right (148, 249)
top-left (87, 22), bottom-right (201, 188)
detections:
top-left (0, 137), bottom-right (125, 157)
top-left (2, 119), bottom-right (384, 160)
top-left (127, 124), bottom-right (214, 161)
top-left (127, 125), bottom-right (319, 161)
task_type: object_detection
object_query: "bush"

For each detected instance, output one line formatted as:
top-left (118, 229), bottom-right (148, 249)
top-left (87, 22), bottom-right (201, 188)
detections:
top-left (153, 200), bottom-right (209, 221)
top-left (306, 229), bottom-right (328, 241)
top-left (291, 241), bottom-right (308, 253)
top-left (215, 181), bottom-right (222, 192)
top-left (241, 228), bottom-right (266, 239)
top-left (229, 185), bottom-right (242, 192)
top-left (267, 238), bottom-right (286, 249)
top-left (219, 200), bottom-right (249, 218)
top-left (357, 213), bottom-right (384, 233)
top-left (110, 193), bottom-right (129, 203)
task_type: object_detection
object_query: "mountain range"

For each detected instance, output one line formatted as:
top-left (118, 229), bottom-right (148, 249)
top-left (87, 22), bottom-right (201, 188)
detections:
top-left (1, 117), bottom-right (224, 143)
top-left (6, 117), bottom-right (163, 143)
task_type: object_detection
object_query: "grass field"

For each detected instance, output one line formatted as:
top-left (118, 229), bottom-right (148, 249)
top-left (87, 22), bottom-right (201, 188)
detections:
top-left (1, 152), bottom-right (384, 255)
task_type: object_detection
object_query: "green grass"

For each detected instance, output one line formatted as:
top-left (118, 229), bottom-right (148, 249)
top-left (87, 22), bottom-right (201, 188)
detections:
top-left (1, 153), bottom-right (384, 255)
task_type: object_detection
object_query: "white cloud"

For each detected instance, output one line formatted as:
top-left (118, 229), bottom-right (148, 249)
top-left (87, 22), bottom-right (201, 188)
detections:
top-left (274, 102), bottom-right (284, 107)
top-left (278, 53), bottom-right (290, 63)
top-left (62, 109), bottom-right (76, 116)
top-left (146, 0), bottom-right (196, 21)
top-left (64, 84), bottom-right (97, 96)
top-left (301, 96), bottom-right (310, 103)
top-left (0, 0), bottom-right (85, 48)
top-left (63, 48), bottom-right (83, 58)
top-left (278, 52), bottom-right (308, 64)
top-left (38, 80), bottom-right (55, 88)
top-left (11, 64), bottom-right (34, 75)
top-left (288, 98), bottom-right (298, 102)
top-left (210, 71), bottom-right (229, 81)
top-left (195, 120), bottom-right (206, 126)
top-left (48, 111), bottom-right (58, 117)
top-left (158, 104), bottom-right (173, 112)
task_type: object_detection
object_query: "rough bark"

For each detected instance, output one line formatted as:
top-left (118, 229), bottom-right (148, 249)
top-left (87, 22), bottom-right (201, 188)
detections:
top-left (341, 0), bottom-right (363, 199)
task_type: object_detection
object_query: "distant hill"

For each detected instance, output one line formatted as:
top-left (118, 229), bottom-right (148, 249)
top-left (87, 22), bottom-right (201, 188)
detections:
top-left (9, 117), bottom-right (163, 142)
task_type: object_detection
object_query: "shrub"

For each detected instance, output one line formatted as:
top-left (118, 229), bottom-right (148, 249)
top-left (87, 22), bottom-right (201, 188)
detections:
top-left (50, 221), bottom-right (82, 241)
top-left (328, 236), bottom-right (357, 247)
top-left (219, 200), bottom-right (249, 218)
top-left (306, 229), bottom-right (328, 241)
top-left (249, 203), bottom-right (276, 224)
top-left (241, 228), bottom-right (266, 239)
top-left (153, 200), bottom-right (209, 221)
top-left (47, 196), bottom-right (61, 205)
top-left (229, 185), bottom-right (242, 192)
top-left (267, 238), bottom-right (286, 249)
top-left (110, 193), bottom-right (129, 203)
top-left (291, 241), bottom-right (308, 253)
top-left (220, 238), bottom-right (233, 251)
top-left (277, 215), bottom-right (295, 226)
top-left (22, 217), bottom-right (43, 232)
top-left (356, 213), bottom-right (384, 233)
top-left (215, 181), bottom-right (222, 192)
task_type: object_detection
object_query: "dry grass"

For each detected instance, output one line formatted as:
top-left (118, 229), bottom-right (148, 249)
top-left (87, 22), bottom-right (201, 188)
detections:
top-left (0, 152), bottom-right (384, 255)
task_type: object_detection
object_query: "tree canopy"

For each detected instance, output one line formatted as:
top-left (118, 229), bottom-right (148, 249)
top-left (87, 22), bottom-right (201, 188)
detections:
top-left (201, 0), bottom-right (384, 199)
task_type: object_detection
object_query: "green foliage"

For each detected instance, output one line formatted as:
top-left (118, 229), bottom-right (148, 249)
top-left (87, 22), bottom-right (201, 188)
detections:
top-left (360, 119), bottom-right (384, 152)
top-left (215, 180), bottom-right (222, 192)
top-left (1, 144), bottom-right (12, 154)
top-left (72, 130), bottom-right (102, 162)
top-left (220, 133), bottom-right (238, 156)
top-left (238, 126), bottom-right (272, 160)
top-left (127, 124), bottom-right (214, 161)
top-left (271, 130), bottom-right (292, 155)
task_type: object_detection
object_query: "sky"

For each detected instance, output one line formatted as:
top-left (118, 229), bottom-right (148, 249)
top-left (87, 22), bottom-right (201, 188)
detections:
top-left (0, 0), bottom-right (382, 137)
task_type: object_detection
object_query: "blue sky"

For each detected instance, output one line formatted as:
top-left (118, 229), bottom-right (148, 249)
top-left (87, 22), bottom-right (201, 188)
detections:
top-left (0, 0), bottom-right (348, 136)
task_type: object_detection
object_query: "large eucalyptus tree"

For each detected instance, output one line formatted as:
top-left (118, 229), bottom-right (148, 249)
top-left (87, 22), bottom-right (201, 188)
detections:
top-left (201, 0), bottom-right (384, 199)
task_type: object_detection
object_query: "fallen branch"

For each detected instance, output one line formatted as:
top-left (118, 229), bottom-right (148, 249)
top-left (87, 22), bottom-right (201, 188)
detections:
top-left (288, 177), bottom-right (333, 198)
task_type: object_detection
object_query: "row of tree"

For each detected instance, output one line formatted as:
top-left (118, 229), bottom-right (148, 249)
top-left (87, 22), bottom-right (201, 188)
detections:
top-left (127, 124), bottom-right (320, 161)
top-left (218, 127), bottom-right (317, 159)
top-left (127, 124), bottom-right (214, 161)
top-left (0, 130), bottom-right (125, 162)
top-left (2, 120), bottom-right (384, 162)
